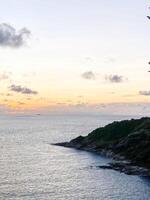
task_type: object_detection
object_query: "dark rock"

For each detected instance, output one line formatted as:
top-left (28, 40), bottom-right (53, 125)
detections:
top-left (98, 165), bottom-right (113, 170)
top-left (53, 117), bottom-right (150, 175)
top-left (97, 161), bottom-right (150, 176)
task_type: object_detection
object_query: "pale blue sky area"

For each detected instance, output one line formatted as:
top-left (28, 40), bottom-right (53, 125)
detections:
top-left (0, 0), bottom-right (149, 115)
top-left (0, 0), bottom-right (149, 65)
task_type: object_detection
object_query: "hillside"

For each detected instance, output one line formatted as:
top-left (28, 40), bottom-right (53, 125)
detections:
top-left (55, 117), bottom-right (150, 175)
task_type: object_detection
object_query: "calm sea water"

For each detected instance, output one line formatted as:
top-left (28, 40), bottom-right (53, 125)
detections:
top-left (0, 114), bottom-right (150, 200)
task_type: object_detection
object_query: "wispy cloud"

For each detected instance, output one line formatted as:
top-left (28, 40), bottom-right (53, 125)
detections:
top-left (6, 93), bottom-right (13, 96)
top-left (81, 71), bottom-right (95, 80)
top-left (106, 57), bottom-right (116, 63)
top-left (9, 85), bottom-right (38, 95)
top-left (0, 93), bottom-right (13, 96)
top-left (17, 101), bottom-right (25, 105)
top-left (0, 23), bottom-right (31, 48)
top-left (0, 72), bottom-right (10, 81)
top-left (105, 74), bottom-right (126, 83)
top-left (139, 90), bottom-right (150, 96)
top-left (84, 57), bottom-right (94, 62)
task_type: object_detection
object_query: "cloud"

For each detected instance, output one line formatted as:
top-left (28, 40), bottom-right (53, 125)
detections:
top-left (9, 85), bottom-right (38, 95)
top-left (6, 93), bottom-right (13, 96)
top-left (75, 102), bottom-right (87, 107)
top-left (139, 90), bottom-right (150, 96)
top-left (81, 71), bottom-right (95, 80)
top-left (105, 74), bottom-right (125, 83)
top-left (0, 23), bottom-right (31, 48)
top-left (84, 57), bottom-right (94, 62)
top-left (0, 72), bottom-right (10, 81)
top-left (106, 57), bottom-right (116, 63)
top-left (17, 101), bottom-right (25, 105)
top-left (0, 93), bottom-right (13, 96)
top-left (96, 103), bottom-right (150, 115)
top-left (3, 99), bottom-right (8, 102)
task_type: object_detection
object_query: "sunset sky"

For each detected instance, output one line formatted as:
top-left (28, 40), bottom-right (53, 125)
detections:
top-left (0, 0), bottom-right (150, 115)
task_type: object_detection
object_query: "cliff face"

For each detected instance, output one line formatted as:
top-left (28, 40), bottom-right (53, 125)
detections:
top-left (56, 117), bottom-right (150, 168)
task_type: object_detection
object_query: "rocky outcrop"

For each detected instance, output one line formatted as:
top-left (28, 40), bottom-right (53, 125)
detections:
top-left (98, 162), bottom-right (150, 176)
top-left (54, 117), bottom-right (150, 175)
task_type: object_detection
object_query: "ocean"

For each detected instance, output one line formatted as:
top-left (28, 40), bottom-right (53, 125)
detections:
top-left (0, 114), bottom-right (150, 200)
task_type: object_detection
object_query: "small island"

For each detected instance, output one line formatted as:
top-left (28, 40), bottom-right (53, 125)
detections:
top-left (55, 117), bottom-right (150, 176)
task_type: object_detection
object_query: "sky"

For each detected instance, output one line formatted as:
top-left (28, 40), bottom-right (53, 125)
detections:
top-left (0, 0), bottom-right (150, 115)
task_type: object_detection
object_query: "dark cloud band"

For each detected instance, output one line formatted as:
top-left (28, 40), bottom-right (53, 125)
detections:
top-left (9, 85), bottom-right (38, 95)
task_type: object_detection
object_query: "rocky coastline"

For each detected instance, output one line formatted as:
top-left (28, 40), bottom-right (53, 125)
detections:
top-left (54, 117), bottom-right (150, 176)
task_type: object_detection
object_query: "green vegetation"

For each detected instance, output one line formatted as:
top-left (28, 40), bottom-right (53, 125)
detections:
top-left (68, 117), bottom-right (150, 167)
top-left (87, 117), bottom-right (150, 144)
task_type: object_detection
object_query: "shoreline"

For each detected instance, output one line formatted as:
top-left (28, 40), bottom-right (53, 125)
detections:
top-left (54, 142), bottom-right (150, 176)
top-left (54, 117), bottom-right (150, 176)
